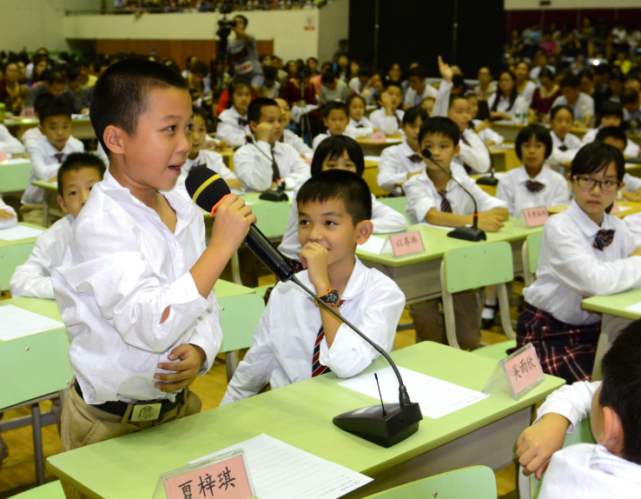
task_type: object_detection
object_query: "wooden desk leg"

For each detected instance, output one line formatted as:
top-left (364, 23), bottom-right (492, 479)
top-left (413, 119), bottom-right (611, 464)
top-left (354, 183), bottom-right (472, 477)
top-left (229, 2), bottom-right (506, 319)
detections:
top-left (343, 407), bottom-right (531, 498)
top-left (592, 314), bottom-right (631, 381)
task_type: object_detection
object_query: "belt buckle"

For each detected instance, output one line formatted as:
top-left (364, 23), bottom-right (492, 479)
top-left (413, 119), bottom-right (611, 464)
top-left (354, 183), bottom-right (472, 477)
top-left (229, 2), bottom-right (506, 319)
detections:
top-left (130, 402), bottom-right (162, 422)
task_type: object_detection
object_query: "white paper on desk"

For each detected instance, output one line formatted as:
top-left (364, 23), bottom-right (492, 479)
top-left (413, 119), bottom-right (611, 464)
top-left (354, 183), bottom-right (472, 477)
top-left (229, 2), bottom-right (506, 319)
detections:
top-left (0, 305), bottom-right (64, 341)
top-left (7, 158), bottom-right (29, 165)
top-left (0, 225), bottom-right (44, 241)
top-left (625, 301), bottom-right (641, 313)
top-left (617, 206), bottom-right (632, 212)
top-left (357, 235), bottom-right (387, 254)
top-left (364, 155), bottom-right (380, 162)
top-left (477, 172), bottom-right (506, 180)
top-left (339, 366), bottom-right (489, 419)
top-left (189, 434), bottom-right (372, 499)
top-left (423, 222), bottom-right (455, 232)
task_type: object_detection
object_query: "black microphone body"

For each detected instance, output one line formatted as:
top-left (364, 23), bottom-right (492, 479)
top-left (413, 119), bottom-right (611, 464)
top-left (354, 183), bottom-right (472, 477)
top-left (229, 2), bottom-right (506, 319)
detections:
top-left (422, 148), bottom-right (487, 242)
top-left (186, 167), bottom-right (422, 447)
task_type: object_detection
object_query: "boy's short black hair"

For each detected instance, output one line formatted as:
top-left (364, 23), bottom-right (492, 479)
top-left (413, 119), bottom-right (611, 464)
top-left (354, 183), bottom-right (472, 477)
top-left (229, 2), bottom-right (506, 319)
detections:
top-left (538, 68), bottom-right (555, 81)
top-left (297, 169), bottom-right (372, 225)
top-left (321, 101), bottom-right (348, 120)
top-left (234, 14), bottom-right (248, 26)
top-left (448, 93), bottom-right (469, 109)
top-left (595, 126), bottom-right (628, 146)
top-left (321, 71), bottom-right (336, 85)
top-left (418, 117), bottom-right (460, 146)
top-left (192, 105), bottom-right (207, 122)
top-left (247, 97), bottom-right (279, 124)
top-left (402, 105), bottom-right (428, 126)
top-left (599, 101), bottom-right (624, 121)
top-left (515, 124), bottom-right (553, 161)
top-left (408, 67), bottom-right (427, 79)
top-left (46, 68), bottom-right (67, 85)
top-left (33, 93), bottom-right (57, 115)
top-left (66, 66), bottom-right (81, 82)
top-left (90, 59), bottom-right (188, 153)
top-left (39, 98), bottom-right (72, 125)
top-left (451, 74), bottom-right (465, 89)
top-left (190, 60), bottom-right (209, 76)
top-left (263, 65), bottom-right (278, 80)
top-left (621, 89), bottom-right (640, 106)
top-left (57, 152), bottom-right (106, 195)
top-left (384, 80), bottom-right (402, 92)
top-left (310, 135), bottom-right (364, 177)
top-left (599, 320), bottom-right (641, 465)
top-left (346, 94), bottom-right (365, 109)
top-left (571, 141), bottom-right (625, 181)
top-left (550, 104), bottom-right (574, 121)
top-left (561, 74), bottom-right (580, 88)
top-left (358, 66), bottom-right (371, 77)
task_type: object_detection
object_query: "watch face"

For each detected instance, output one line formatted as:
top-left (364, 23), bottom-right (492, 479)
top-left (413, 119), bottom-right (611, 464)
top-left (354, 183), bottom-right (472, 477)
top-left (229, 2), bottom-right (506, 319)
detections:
top-left (323, 289), bottom-right (340, 305)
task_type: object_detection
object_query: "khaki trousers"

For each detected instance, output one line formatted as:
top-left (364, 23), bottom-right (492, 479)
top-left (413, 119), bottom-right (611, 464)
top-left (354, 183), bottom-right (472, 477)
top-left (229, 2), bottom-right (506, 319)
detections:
top-left (60, 384), bottom-right (201, 499)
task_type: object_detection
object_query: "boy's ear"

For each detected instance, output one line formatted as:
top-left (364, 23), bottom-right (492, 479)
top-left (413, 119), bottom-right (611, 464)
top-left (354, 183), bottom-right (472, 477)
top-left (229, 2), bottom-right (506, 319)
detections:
top-left (601, 406), bottom-right (626, 457)
top-left (355, 219), bottom-right (374, 245)
top-left (103, 126), bottom-right (126, 156)
top-left (249, 120), bottom-right (258, 134)
top-left (57, 195), bottom-right (70, 214)
top-left (453, 144), bottom-right (461, 158)
top-left (38, 125), bottom-right (45, 134)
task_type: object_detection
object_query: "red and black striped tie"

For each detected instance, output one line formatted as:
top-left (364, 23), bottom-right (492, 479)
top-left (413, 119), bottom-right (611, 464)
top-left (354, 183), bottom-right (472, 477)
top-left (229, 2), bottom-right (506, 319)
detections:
top-left (271, 157), bottom-right (282, 183)
top-left (438, 190), bottom-right (453, 213)
top-left (593, 229), bottom-right (615, 251)
top-left (312, 299), bottom-right (344, 377)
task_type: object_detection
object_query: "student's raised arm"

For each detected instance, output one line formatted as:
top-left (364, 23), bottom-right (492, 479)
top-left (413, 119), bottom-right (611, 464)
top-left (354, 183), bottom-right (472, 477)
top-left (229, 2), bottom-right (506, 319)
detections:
top-left (433, 56), bottom-right (453, 118)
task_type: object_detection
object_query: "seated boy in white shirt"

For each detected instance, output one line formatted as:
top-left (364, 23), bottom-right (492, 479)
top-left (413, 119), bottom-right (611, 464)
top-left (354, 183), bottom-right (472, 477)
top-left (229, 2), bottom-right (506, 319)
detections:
top-left (595, 126), bottom-right (641, 202)
top-left (20, 99), bottom-right (85, 226)
top-left (369, 82), bottom-right (405, 136)
top-left (275, 98), bottom-right (313, 156)
top-left (222, 170), bottom-right (405, 404)
top-left (551, 74), bottom-right (595, 128)
top-left (11, 153), bottom-right (105, 299)
top-left (581, 101), bottom-right (640, 159)
top-left (377, 106), bottom-right (428, 195)
top-left (0, 197), bottom-right (17, 229)
top-left (404, 117), bottom-right (509, 350)
top-left (178, 106), bottom-right (244, 194)
top-left (21, 94), bottom-right (54, 150)
top-left (51, 59), bottom-right (256, 498)
top-left (432, 57), bottom-right (490, 174)
top-left (516, 323), bottom-right (641, 498)
top-left (234, 97), bottom-right (311, 192)
top-left (311, 101), bottom-right (354, 150)
top-left (403, 66), bottom-right (438, 110)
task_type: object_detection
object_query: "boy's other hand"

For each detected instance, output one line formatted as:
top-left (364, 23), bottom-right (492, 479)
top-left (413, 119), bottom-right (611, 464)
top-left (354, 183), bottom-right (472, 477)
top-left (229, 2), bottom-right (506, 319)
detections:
top-left (255, 122), bottom-right (273, 143)
top-left (154, 344), bottom-right (206, 392)
top-left (516, 413), bottom-right (570, 480)
top-left (438, 56), bottom-right (453, 83)
top-left (0, 209), bottom-right (16, 221)
top-left (210, 194), bottom-right (256, 255)
top-left (299, 242), bottom-right (331, 294)
top-left (477, 212), bottom-right (505, 232)
top-left (380, 91), bottom-right (392, 109)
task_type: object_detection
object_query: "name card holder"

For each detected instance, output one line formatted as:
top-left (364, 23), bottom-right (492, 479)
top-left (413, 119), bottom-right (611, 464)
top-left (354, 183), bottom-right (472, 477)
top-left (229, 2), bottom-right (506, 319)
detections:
top-left (0, 152), bottom-right (7, 164)
top-left (370, 132), bottom-right (387, 143)
top-left (483, 343), bottom-right (546, 400)
top-left (154, 449), bottom-right (256, 499)
top-left (515, 206), bottom-right (549, 228)
top-left (21, 107), bottom-right (35, 118)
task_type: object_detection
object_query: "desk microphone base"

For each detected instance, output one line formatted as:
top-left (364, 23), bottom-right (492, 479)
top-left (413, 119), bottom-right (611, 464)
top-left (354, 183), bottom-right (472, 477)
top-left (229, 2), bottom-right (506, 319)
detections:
top-left (333, 403), bottom-right (422, 448)
top-left (447, 226), bottom-right (487, 242)
top-left (476, 176), bottom-right (499, 186)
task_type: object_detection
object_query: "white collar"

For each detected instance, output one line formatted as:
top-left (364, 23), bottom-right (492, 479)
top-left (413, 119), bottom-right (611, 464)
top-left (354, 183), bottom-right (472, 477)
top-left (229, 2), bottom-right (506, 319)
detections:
top-left (398, 140), bottom-right (416, 156)
top-left (590, 445), bottom-right (641, 485)
top-left (514, 165), bottom-right (550, 184)
top-left (296, 257), bottom-right (368, 302)
top-left (566, 199), bottom-right (614, 238)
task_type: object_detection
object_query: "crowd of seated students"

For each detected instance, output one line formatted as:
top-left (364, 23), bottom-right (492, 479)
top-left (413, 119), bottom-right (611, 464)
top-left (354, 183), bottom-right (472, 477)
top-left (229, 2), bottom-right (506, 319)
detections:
top-left (112, 0), bottom-right (320, 13)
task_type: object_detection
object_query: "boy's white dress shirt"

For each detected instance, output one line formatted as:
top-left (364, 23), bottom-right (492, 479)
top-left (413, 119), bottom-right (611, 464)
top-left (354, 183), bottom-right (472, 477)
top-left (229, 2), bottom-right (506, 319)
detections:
top-left (282, 129), bottom-right (312, 156)
top-left (220, 257), bottom-right (405, 404)
top-left (22, 136), bottom-right (85, 204)
top-left (0, 124), bottom-right (25, 154)
top-left (377, 140), bottom-right (424, 195)
top-left (21, 127), bottom-right (45, 150)
top-left (234, 140), bottom-right (310, 192)
top-left (215, 107), bottom-right (251, 147)
top-left (534, 381), bottom-right (641, 499)
top-left (369, 108), bottom-right (405, 136)
top-left (10, 215), bottom-right (73, 299)
top-left (177, 149), bottom-right (243, 195)
top-left (551, 93), bottom-right (595, 123)
top-left (524, 200), bottom-right (641, 325)
top-left (52, 171), bottom-right (222, 404)
top-left (311, 131), bottom-right (355, 151)
top-left (277, 188), bottom-right (408, 261)
top-left (404, 167), bottom-right (507, 225)
top-left (346, 116), bottom-right (375, 139)
top-left (403, 83), bottom-right (438, 107)
top-left (581, 126), bottom-right (640, 158)
top-left (547, 130), bottom-right (582, 168)
top-left (496, 165), bottom-right (570, 217)
top-left (0, 198), bottom-right (18, 229)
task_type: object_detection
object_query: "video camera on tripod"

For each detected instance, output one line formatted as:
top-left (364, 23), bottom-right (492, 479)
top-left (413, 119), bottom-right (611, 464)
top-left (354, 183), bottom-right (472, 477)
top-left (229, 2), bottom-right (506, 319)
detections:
top-left (216, 2), bottom-right (236, 53)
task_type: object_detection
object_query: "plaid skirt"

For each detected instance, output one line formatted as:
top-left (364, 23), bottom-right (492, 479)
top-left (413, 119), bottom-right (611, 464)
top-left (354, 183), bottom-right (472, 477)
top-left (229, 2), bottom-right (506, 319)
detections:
top-left (517, 304), bottom-right (601, 384)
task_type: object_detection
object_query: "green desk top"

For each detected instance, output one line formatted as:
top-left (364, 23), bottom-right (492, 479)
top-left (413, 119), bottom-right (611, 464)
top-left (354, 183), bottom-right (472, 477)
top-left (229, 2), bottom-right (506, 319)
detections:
top-left (4, 117), bottom-right (91, 126)
top-left (356, 219), bottom-right (543, 267)
top-left (47, 342), bottom-right (563, 499)
top-left (582, 287), bottom-right (641, 320)
top-left (0, 223), bottom-right (45, 248)
top-left (213, 279), bottom-right (256, 298)
top-left (32, 180), bottom-right (58, 192)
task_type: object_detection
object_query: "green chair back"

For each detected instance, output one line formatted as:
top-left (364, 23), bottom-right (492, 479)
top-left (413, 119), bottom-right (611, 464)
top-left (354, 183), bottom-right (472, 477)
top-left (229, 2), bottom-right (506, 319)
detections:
top-left (527, 232), bottom-right (543, 275)
top-left (364, 466), bottom-right (496, 499)
top-left (443, 242), bottom-right (514, 294)
top-left (0, 242), bottom-right (35, 291)
top-left (251, 201), bottom-right (292, 239)
top-left (12, 481), bottom-right (65, 498)
top-left (378, 197), bottom-right (410, 223)
top-left (218, 294), bottom-right (265, 353)
top-left (0, 161), bottom-right (31, 194)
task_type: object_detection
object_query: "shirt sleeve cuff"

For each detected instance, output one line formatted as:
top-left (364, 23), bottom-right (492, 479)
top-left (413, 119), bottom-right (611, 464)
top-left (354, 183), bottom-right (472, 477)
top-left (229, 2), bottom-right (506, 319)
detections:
top-left (535, 399), bottom-right (581, 433)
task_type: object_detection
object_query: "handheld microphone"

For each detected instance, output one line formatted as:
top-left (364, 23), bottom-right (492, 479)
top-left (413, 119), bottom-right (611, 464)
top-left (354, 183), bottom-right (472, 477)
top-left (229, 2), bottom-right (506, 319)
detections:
top-left (186, 167), bottom-right (422, 447)
top-left (422, 148), bottom-right (487, 242)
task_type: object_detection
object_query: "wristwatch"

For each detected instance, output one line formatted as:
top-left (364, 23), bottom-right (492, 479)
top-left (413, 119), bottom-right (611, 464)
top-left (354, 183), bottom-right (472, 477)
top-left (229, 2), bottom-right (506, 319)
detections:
top-left (316, 288), bottom-right (340, 307)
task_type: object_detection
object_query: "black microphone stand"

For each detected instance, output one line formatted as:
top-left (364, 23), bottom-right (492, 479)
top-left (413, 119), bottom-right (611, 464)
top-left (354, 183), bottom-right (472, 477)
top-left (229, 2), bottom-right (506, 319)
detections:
top-left (475, 127), bottom-right (499, 186)
top-left (422, 148), bottom-right (487, 242)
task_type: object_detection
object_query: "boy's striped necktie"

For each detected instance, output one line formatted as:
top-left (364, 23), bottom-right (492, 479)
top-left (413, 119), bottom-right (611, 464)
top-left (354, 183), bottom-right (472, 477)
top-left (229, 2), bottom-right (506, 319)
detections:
top-left (312, 299), bottom-right (345, 377)
top-left (438, 190), bottom-right (453, 213)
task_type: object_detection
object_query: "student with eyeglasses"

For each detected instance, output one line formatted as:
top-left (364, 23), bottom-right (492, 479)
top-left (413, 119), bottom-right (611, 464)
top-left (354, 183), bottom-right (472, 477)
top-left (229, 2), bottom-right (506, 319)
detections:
top-left (517, 141), bottom-right (641, 385)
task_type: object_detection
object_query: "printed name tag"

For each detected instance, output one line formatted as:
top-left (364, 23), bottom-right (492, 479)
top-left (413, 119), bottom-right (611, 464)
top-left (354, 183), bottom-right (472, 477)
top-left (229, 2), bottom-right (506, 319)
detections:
top-left (163, 452), bottom-right (254, 499)
top-left (483, 343), bottom-right (546, 400)
top-left (0, 152), bottom-right (8, 164)
top-left (21, 107), bottom-right (35, 118)
top-left (521, 207), bottom-right (549, 227)
top-left (389, 231), bottom-right (425, 257)
top-left (370, 132), bottom-right (387, 143)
